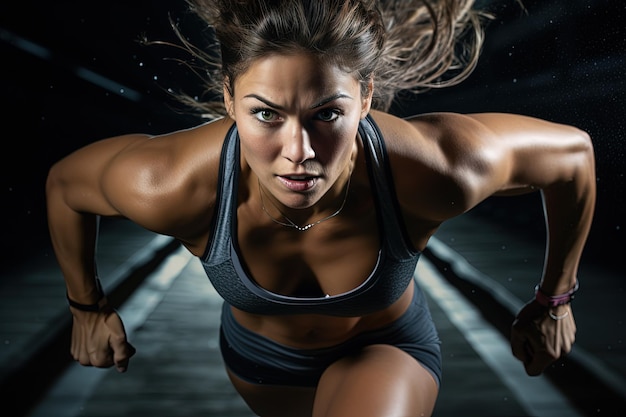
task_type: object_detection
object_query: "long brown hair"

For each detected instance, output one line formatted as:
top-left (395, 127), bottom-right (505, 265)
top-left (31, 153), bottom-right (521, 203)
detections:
top-left (165, 0), bottom-right (490, 118)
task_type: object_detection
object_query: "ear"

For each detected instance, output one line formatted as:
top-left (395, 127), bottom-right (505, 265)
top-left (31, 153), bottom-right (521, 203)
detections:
top-left (223, 79), bottom-right (235, 120)
top-left (360, 78), bottom-right (374, 119)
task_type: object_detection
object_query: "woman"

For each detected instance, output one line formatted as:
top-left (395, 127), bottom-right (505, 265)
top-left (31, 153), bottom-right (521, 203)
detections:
top-left (46, 1), bottom-right (596, 416)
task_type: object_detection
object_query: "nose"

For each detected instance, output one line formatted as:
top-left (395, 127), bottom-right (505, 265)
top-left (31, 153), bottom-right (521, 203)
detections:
top-left (282, 121), bottom-right (315, 164)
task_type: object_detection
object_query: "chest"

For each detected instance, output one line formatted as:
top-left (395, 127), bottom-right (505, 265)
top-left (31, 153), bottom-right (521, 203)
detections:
top-left (237, 211), bottom-right (380, 298)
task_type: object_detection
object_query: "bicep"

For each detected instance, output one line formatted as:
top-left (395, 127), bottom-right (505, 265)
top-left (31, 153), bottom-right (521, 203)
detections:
top-left (100, 133), bottom-right (220, 238)
top-left (465, 113), bottom-right (594, 195)
top-left (48, 134), bottom-right (153, 217)
top-left (400, 112), bottom-right (593, 220)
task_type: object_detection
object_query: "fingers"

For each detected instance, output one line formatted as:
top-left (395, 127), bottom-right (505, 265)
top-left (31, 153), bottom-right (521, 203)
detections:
top-left (105, 311), bottom-right (136, 372)
top-left (521, 342), bottom-right (557, 376)
top-left (511, 332), bottom-right (555, 376)
top-left (510, 330), bottom-right (529, 364)
top-left (76, 337), bottom-right (136, 371)
top-left (511, 334), bottom-right (549, 376)
top-left (69, 310), bottom-right (136, 371)
top-left (510, 302), bottom-right (576, 376)
top-left (111, 336), bottom-right (136, 372)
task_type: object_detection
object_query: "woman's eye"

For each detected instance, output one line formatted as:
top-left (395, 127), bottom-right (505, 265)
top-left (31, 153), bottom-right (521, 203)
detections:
top-left (253, 109), bottom-right (277, 122)
top-left (316, 109), bottom-right (340, 122)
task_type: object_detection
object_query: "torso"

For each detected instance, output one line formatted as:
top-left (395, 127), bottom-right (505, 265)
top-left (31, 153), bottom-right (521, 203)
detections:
top-left (234, 152), bottom-right (411, 348)
top-left (193, 113), bottom-right (432, 349)
top-left (119, 108), bottom-right (498, 349)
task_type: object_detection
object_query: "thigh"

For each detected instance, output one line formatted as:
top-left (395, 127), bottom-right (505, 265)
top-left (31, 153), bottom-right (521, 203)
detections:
top-left (226, 367), bottom-right (316, 417)
top-left (313, 344), bottom-right (439, 417)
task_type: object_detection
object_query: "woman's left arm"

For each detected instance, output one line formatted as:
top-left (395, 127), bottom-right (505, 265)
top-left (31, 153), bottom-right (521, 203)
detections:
top-left (467, 112), bottom-right (596, 376)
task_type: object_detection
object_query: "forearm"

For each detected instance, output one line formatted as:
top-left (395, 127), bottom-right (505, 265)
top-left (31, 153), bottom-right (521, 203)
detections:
top-left (46, 168), bottom-right (101, 305)
top-left (539, 137), bottom-right (596, 295)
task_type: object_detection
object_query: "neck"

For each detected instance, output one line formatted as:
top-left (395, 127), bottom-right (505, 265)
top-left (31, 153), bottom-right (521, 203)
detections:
top-left (258, 167), bottom-right (353, 231)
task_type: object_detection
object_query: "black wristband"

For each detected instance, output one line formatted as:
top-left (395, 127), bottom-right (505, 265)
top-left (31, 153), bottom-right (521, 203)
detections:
top-left (67, 293), bottom-right (107, 311)
top-left (67, 279), bottom-right (107, 312)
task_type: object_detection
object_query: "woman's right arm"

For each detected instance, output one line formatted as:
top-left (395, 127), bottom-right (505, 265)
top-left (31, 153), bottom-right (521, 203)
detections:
top-left (46, 118), bottom-right (231, 371)
top-left (46, 134), bottom-right (153, 304)
top-left (46, 133), bottom-right (155, 371)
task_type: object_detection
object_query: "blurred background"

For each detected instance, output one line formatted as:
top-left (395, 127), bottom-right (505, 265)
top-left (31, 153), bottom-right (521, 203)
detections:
top-left (0, 1), bottom-right (624, 416)
top-left (0, 0), bottom-right (623, 273)
top-left (393, 0), bottom-right (625, 272)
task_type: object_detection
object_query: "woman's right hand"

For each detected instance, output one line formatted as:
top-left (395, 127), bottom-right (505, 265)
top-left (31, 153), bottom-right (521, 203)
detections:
top-left (69, 307), bottom-right (136, 373)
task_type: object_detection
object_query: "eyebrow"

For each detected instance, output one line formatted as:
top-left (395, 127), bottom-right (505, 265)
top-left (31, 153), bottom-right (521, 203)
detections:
top-left (243, 93), bottom-right (353, 110)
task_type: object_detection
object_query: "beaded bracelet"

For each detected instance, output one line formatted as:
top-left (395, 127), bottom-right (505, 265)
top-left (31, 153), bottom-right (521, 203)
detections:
top-left (67, 279), bottom-right (108, 312)
top-left (534, 280), bottom-right (579, 308)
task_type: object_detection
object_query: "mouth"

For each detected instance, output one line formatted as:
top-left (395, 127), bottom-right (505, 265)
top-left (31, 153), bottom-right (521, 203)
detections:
top-left (278, 175), bottom-right (319, 192)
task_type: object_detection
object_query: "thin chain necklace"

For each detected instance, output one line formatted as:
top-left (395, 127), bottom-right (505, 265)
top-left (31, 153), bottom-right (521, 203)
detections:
top-left (258, 174), bottom-right (352, 232)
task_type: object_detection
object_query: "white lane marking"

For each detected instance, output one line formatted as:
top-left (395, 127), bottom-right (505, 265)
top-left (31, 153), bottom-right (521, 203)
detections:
top-left (27, 246), bottom-right (193, 417)
top-left (416, 257), bottom-right (584, 417)
top-left (427, 235), bottom-right (626, 402)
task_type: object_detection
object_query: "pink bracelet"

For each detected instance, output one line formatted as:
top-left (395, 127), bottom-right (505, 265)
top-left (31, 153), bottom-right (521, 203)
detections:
top-left (534, 281), bottom-right (579, 308)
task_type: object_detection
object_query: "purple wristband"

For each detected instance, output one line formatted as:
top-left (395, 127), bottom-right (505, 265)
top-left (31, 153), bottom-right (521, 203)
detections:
top-left (534, 281), bottom-right (579, 307)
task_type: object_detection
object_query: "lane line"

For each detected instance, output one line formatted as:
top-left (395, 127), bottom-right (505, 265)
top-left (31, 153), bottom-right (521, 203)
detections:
top-left (427, 236), bottom-right (626, 402)
top-left (29, 237), bottom-right (587, 417)
top-left (27, 246), bottom-right (193, 417)
top-left (416, 257), bottom-right (584, 417)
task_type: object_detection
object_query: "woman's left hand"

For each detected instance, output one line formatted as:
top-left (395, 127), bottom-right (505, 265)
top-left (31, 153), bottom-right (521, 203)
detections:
top-left (510, 300), bottom-right (576, 376)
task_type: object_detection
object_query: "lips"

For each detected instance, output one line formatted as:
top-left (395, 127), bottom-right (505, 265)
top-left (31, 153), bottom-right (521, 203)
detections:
top-left (278, 175), bottom-right (318, 192)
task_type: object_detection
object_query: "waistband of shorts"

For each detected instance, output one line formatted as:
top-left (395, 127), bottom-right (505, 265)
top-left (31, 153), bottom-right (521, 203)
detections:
top-left (219, 281), bottom-right (442, 386)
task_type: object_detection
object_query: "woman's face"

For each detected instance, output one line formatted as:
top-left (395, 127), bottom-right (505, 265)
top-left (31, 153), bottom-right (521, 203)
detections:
top-left (225, 52), bottom-right (372, 210)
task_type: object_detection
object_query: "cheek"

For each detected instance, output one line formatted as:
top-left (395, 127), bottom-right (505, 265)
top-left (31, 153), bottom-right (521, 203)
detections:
top-left (239, 134), bottom-right (279, 175)
top-left (312, 126), bottom-right (356, 162)
top-left (238, 129), bottom-right (278, 166)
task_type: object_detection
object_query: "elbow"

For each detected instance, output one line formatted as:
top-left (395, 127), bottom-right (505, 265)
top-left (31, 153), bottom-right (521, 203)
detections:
top-left (45, 162), bottom-right (59, 199)
top-left (569, 129), bottom-right (597, 206)
top-left (562, 127), bottom-right (596, 187)
top-left (576, 128), bottom-right (596, 184)
top-left (45, 161), bottom-right (63, 198)
top-left (574, 128), bottom-right (595, 164)
top-left (45, 160), bottom-right (70, 211)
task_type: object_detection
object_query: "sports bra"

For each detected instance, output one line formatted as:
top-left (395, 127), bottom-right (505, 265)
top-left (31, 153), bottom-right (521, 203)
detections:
top-left (201, 115), bottom-right (421, 317)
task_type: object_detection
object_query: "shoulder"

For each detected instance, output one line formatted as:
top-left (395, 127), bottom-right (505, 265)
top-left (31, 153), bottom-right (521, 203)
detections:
top-left (103, 117), bottom-right (236, 242)
top-left (369, 110), bottom-right (496, 156)
top-left (368, 110), bottom-right (501, 178)
top-left (117, 116), bottom-right (233, 170)
top-left (106, 117), bottom-right (234, 194)
top-left (367, 110), bottom-right (505, 221)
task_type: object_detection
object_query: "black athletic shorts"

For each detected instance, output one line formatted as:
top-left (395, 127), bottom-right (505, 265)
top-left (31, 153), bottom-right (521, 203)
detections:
top-left (219, 281), bottom-right (442, 387)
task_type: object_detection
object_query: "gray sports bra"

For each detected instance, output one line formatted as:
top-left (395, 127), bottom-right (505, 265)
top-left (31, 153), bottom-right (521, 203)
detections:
top-left (201, 115), bottom-right (420, 316)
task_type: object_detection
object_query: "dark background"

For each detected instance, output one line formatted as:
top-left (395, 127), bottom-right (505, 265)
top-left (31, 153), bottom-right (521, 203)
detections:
top-left (0, 0), bottom-right (624, 273)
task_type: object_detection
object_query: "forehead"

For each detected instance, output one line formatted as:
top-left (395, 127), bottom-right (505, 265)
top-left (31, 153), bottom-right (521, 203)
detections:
top-left (234, 53), bottom-right (360, 100)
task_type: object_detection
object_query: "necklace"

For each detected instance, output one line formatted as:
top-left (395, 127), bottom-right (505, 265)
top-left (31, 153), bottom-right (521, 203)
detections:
top-left (258, 174), bottom-right (352, 232)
